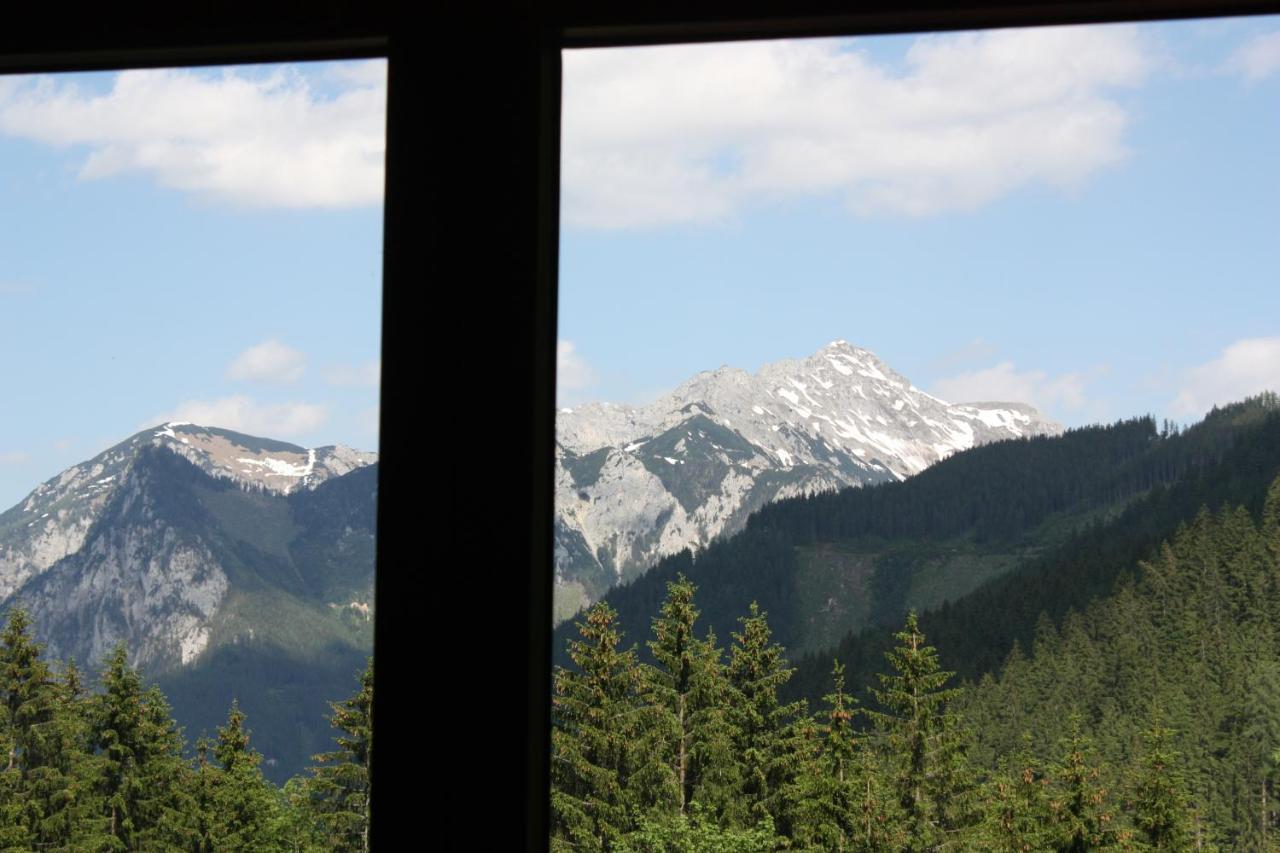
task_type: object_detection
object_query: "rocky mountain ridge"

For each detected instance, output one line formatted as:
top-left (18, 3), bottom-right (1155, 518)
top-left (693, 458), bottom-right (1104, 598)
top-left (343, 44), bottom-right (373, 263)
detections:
top-left (0, 422), bottom-right (375, 601)
top-left (554, 340), bottom-right (1062, 620)
top-left (0, 423), bottom-right (377, 782)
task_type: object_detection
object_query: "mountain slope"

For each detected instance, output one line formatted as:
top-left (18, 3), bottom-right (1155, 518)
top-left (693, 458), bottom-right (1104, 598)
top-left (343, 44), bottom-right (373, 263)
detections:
top-left (556, 395), bottom-right (1280, 703)
top-left (951, 474), bottom-right (1280, 847)
top-left (787, 394), bottom-right (1280, 705)
top-left (0, 423), bottom-right (377, 782)
top-left (554, 340), bottom-right (1061, 618)
top-left (0, 422), bottom-right (375, 600)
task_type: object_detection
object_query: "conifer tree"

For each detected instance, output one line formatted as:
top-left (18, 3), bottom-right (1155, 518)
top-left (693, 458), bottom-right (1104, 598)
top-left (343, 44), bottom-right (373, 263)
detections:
top-left (1264, 474), bottom-right (1280, 566)
top-left (1, 608), bottom-right (50, 774)
top-left (0, 617), bottom-right (108, 849)
top-left (0, 607), bottom-right (50, 846)
top-left (138, 685), bottom-right (202, 847)
top-left (88, 644), bottom-right (196, 848)
top-left (551, 603), bottom-right (645, 850)
top-left (91, 643), bottom-right (146, 847)
top-left (33, 656), bottom-right (107, 847)
top-left (869, 611), bottom-right (978, 851)
top-left (1128, 715), bottom-right (1193, 850)
top-left (788, 660), bottom-right (861, 850)
top-left (1049, 714), bottom-right (1123, 851)
top-left (682, 627), bottom-right (743, 824)
top-left (278, 775), bottom-right (327, 852)
top-left (209, 699), bottom-right (285, 850)
top-left (726, 601), bottom-right (806, 833)
top-left (642, 575), bottom-right (737, 820)
top-left (305, 659), bottom-right (372, 852)
top-left (980, 733), bottom-right (1052, 853)
top-left (192, 736), bottom-right (220, 852)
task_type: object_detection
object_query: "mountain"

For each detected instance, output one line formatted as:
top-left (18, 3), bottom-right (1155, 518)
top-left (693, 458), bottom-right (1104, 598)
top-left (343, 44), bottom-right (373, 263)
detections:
top-left (0, 422), bottom-right (377, 782)
top-left (554, 340), bottom-right (1061, 620)
top-left (555, 395), bottom-right (1280, 701)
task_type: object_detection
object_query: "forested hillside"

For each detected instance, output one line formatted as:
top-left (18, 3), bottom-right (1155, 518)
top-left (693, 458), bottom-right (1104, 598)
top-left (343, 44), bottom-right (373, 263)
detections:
top-left (558, 394), bottom-right (1280, 686)
top-left (789, 394), bottom-right (1280, 705)
top-left (0, 609), bottom-right (371, 851)
top-left (552, 469), bottom-right (1280, 848)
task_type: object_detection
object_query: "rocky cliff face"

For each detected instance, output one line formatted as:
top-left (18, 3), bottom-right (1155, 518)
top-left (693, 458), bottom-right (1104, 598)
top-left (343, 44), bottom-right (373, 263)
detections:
top-left (0, 423), bottom-right (374, 601)
top-left (0, 423), bottom-right (376, 782)
top-left (0, 423), bottom-right (376, 673)
top-left (554, 341), bottom-right (1062, 620)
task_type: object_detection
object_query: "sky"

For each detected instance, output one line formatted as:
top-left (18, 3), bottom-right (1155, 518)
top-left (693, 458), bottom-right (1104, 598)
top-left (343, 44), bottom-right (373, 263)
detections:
top-left (556, 15), bottom-right (1280, 435)
top-left (0, 60), bottom-right (386, 510)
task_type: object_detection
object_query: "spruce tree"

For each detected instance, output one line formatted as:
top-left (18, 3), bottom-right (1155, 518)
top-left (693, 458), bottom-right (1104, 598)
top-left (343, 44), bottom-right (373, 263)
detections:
top-left (192, 736), bottom-right (220, 852)
top-left (979, 733), bottom-right (1052, 853)
top-left (208, 699), bottom-right (285, 850)
top-left (132, 684), bottom-right (200, 848)
top-left (551, 603), bottom-right (645, 850)
top-left (88, 644), bottom-right (196, 848)
top-left (869, 611), bottom-right (978, 851)
top-left (1127, 715), bottom-right (1193, 850)
top-left (0, 607), bottom-right (51, 846)
top-left (1049, 713), bottom-right (1123, 851)
top-left (642, 575), bottom-right (738, 821)
top-left (91, 643), bottom-right (146, 847)
top-left (305, 659), bottom-right (372, 852)
top-left (1263, 474), bottom-right (1280, 567)
top-left (788, 660), bottom-right (861, 850)
top-left (35, 657), bottom-right (107, 847)
top-left (725, 601), bottom-right (806, 833)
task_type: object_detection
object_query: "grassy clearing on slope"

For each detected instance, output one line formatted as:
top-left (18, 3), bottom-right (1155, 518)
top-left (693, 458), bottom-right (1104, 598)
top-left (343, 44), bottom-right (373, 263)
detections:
top-left (792, 542), bottom-right (876, 655)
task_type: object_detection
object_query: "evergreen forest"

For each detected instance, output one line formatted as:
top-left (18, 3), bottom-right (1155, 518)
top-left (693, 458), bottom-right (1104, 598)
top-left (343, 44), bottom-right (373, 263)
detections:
top-left (551, 458), bottom-right (1280, 849)
top-left (0, 609), bottom-right (371, 851)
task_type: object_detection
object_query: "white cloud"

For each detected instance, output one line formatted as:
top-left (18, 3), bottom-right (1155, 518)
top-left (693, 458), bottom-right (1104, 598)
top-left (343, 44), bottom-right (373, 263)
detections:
top-left (0, 451), bottom-right (30, 466)
top-left (562, 25), bottom-right (1150, 228)
top-left (930, 337), bottom-right (999, 372)
top-left (0, 281), bottom-right (31, 295)
top-left (227, 340), bottom-right (306, 383)
top-left (324, 60), bottom-right (389, 89)
top-left (557, 340), bottom-right (597, 396)
top-left (932, 360), bottom-right (1103, 411)
top-left (324, 359), bottom-right (381, 388)
top-left (1171, 337), bottom-right (1280, 418)
top-left (358, 405), bottom-right (380, 441)
top-left (1225, 31), bottom-right (1280, 81)
top-left (0, 65), bottom-right (385, 208)
top-left (152, 396), bottom-right (328, 437)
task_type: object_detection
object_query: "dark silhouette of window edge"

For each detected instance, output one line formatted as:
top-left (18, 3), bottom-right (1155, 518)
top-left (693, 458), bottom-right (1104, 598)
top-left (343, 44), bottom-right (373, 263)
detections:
top-left (4, 2), bottom-right (1279, 848)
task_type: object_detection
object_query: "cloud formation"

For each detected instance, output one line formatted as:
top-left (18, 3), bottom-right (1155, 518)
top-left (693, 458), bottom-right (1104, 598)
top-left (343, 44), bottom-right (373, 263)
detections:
top-left (932, 360), bottom-right (1103, 412)
top-left (153, 396), bottom-right (327, 437)
top-left (1171, 337), bottom-right (1280, 418)
top-left (358, 405), bottom-right (380, 440)
top-left (929, 338), bottom-right (999, 373)
top-left (557, 340), bottom-right (597, 397)
top-left (324, 359), bottom-right (381, 388)
top-left (226, 340), bottom-right (306, 383)
top-left (0, 452), bottom-right (29, 466)
top-left (562, 26), bottom-right (1150, 228)
top-left (1225, 30), bottom-right (1280, 81)
top-left (0, 62), bottom-right (386, 208)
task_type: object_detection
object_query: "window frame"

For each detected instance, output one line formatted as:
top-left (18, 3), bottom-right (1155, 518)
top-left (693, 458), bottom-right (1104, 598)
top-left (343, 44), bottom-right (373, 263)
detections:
top-left (4, 1), bottom-right (1279, 847)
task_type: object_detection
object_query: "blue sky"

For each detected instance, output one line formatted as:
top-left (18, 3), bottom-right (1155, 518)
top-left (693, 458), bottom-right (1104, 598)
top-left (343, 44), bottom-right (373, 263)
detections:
top-left (0, 60), bottom-right (386, 510)
top-left (557, 16), bottom-right (1280, 433)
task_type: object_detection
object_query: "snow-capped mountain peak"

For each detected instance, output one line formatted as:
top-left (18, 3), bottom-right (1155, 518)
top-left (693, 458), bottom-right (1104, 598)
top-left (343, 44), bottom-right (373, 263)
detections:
top-left (553, 341), bottom-right (1062, 621)
top-left (0, 423), bottom-right (376, 600)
